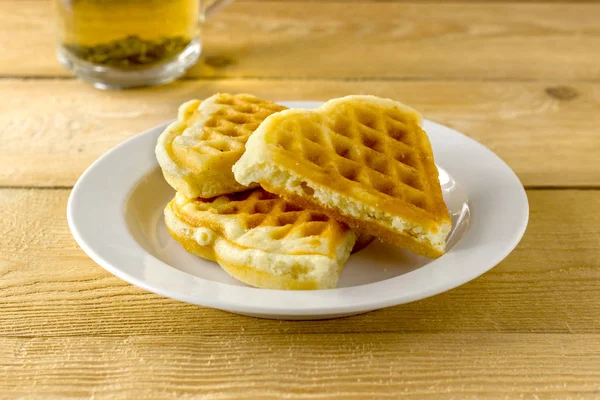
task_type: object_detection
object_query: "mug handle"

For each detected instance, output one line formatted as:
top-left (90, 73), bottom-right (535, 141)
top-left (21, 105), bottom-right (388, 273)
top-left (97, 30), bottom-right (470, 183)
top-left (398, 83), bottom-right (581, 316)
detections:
top-left (205, 0), bottom-right (235, 19)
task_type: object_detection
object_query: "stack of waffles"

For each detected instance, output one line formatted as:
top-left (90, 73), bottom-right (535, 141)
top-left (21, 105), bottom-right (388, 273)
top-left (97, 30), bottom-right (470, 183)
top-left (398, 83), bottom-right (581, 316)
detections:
top-left (156, 93), bottom-right (450, 290)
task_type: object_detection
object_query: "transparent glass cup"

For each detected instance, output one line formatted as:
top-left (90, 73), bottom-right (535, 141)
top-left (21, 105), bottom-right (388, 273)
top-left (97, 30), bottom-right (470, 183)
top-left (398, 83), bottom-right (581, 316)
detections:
top-left (54, 0), bottom-right (233, 89)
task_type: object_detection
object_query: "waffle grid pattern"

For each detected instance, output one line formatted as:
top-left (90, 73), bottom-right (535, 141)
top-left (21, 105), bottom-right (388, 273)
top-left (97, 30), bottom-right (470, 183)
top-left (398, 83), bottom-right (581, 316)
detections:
top-left (191, 189), bottom-right (337, 241)
top-left (272, 104), bottom-right (431, 211)
top-left (181, 94), bottom-right (286, 159)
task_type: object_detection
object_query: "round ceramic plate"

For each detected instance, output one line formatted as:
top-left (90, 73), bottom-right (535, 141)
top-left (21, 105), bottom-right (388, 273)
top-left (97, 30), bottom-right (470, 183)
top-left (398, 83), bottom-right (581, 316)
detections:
top-left (67, 101), bottom-right (528, 320)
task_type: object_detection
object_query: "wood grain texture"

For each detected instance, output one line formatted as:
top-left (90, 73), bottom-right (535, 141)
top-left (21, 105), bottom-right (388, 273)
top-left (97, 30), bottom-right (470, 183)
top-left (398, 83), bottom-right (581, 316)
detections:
top-left (2, 334), bottom-right (600, 399)
top-left (1, 79), bottom-right (598, 188)
top-left (0, 2), bottom-right (599, 398)
top-left (1, 188), bottom-right (599, 337)
top-left (0, 1), bottom-right (599, 80)
top-left (242, 0), bottom-right (600, 2)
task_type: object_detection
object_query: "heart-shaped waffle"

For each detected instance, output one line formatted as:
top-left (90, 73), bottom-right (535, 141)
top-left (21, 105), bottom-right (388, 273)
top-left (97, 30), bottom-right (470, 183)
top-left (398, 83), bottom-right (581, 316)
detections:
top-left (233, 95), bottom-right (451, 258)
top-left (165, 188), bottom-right (356, 290)
top-left (156, 93), bottom-right (286, 199)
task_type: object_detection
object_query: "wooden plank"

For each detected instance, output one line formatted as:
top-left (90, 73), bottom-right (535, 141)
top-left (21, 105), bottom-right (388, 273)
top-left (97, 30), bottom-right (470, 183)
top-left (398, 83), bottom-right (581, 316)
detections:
top-left (2, 334), bottom-right (600, 399)
top-left (0, 1), bottom-right (599, 80)
top-left (1, 188), bottom-right (599, 337)
top-left (0, 79), bottom-right (598, 188)
top-left (242, 0), bottom-right (600, 2)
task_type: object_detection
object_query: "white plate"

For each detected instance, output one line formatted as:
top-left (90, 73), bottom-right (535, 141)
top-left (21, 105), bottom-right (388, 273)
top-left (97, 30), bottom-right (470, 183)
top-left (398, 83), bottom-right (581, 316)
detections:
top-left (67, 101), bottom-right (528, 320)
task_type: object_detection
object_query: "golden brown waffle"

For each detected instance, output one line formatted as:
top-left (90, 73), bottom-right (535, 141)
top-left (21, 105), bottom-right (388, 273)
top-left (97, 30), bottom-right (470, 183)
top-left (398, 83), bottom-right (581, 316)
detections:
top-left (233, 95), bottom-right (451, 258)
top-left (164, 188), bottom-right (356, 290)
top-left (156, 93), bottom-right (287, 199)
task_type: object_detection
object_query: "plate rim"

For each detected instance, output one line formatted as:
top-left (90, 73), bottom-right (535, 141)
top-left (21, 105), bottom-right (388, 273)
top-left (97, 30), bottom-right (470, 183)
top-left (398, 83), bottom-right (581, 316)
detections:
top-left (67, 100), bottom-right (529, 317)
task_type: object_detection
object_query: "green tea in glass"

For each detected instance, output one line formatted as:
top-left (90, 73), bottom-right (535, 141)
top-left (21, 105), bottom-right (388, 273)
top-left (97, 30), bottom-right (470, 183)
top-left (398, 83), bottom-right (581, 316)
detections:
top-left (54, 0), bottom-right (232, 89)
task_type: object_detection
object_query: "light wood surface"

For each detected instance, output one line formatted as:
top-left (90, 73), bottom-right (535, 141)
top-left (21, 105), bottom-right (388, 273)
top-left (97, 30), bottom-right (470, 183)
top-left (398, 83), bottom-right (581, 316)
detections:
top-left (1, 188), bottom-right (599, 337)
top-left (1, 79), bottom-right (598, 188)
top-left (3, 334), bottom-right (600, 399)
top-left (1, 0), bottom-right (600, 398)
top-left (1, 1), bottom-right (599, 80)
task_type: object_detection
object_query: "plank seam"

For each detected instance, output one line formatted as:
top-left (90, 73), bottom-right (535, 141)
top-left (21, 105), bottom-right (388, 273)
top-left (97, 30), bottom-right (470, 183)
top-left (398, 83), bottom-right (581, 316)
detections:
top-left (1, 332), bottom-right (597, 339)
top-left (1, 76), bottom-right (600, 83)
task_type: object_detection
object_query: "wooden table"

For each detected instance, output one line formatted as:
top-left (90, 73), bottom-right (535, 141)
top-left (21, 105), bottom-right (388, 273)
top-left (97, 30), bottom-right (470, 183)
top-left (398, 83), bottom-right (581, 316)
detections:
top-left (1, 0), bottom-right (599, 398)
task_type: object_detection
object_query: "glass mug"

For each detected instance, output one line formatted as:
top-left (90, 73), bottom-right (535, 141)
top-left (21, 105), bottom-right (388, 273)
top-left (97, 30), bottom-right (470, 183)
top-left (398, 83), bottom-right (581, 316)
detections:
top-left (54, 0), bottom-right (233, 89)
